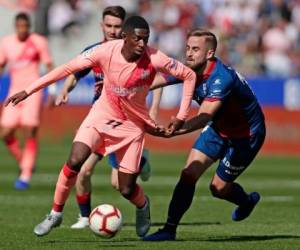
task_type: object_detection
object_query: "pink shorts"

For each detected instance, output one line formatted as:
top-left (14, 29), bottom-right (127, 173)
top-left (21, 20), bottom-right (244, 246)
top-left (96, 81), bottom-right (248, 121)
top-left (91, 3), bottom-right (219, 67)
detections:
top-left (73, 117), bottom-right (145, 174)
top-left (1, 92), bottom-right (43, 128)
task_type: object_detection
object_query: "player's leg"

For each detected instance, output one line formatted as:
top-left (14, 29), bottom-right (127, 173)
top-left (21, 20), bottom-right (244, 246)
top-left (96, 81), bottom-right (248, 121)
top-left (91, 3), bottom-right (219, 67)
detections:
top-left (1, 126), bottom-right (21, 163)
top-left (143, 149), bottom-right (214, 241)
top-left (108, 153), bottom-right (119, 189)
top-left (143, 125), bottom-right (222, 241)
top-left (14, 126), bottom-right (38, 189)
top-left (71, 153), bottom-right (102, 229)
top-left (139, 148), bottom-right (151, 182)
top-left (1, 104), bottom-right (22, 164)
top-left (34, 125), bottom-right (103, 236)
top-left (15, 93), bottom-right (42, 189)
top-left (116, 134), bottom-right (150, 237)
top-left (118, 170), bottom-right (150, 237)
top-left (210, 128), bottom-right (265, 221)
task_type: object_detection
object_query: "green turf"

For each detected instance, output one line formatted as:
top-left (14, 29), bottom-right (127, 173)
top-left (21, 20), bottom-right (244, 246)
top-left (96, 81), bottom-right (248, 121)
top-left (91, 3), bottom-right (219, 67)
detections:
top-left (0, 142), bottom-right (300, 249)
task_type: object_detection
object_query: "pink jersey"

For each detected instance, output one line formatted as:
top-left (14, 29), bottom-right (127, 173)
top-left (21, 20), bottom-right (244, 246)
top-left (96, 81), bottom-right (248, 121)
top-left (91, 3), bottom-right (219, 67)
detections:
top-left (25, 39), bottom-right (196, 127)
top-left (0, 33), bottom-right (52, 94)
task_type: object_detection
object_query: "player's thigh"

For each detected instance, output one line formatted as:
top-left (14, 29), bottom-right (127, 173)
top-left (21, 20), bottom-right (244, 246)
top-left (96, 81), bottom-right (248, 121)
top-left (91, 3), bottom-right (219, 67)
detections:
top-left (73, 125), bottom-right (104, 153)
top-left (115, 133), bottom-right (144, 175)
top-left (183, 148), bottom-right (215, 181)
top-left (20, 93), bottom-right (42, 127)
top-left (215, 130), bottom-right (266, 182)
top-left (0, 104), bottom-right (21, 129)
top-left (189, 125), bottom-right (225, 178)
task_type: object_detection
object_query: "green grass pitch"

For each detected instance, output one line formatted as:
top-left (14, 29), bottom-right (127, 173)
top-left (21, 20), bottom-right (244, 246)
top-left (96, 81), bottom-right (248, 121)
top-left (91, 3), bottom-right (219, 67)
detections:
top-left (0, 142), bottom-right (300, 249)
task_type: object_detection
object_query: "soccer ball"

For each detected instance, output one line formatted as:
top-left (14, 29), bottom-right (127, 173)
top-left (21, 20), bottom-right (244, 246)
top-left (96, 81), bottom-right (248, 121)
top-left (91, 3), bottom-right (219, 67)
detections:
top-left (89, 204), bottom-right (122, 238)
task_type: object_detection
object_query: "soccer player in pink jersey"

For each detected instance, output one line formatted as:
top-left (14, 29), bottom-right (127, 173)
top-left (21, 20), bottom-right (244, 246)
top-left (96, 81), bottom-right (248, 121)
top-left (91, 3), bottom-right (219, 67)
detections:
top-left (56, 6), bottom-right (157, 229)
top-left (0, 12), bottom-right (55, 190)
top-left (6, 16), bottom-right (196, 238)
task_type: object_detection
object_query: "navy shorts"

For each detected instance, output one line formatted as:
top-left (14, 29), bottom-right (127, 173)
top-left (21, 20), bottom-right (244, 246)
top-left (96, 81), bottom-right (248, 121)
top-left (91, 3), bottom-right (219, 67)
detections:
top-left (193, 124), bottom-right (266, 182)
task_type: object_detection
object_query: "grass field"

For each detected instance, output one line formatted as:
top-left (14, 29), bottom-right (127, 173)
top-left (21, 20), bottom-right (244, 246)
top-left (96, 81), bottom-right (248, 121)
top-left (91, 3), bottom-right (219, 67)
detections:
top-left (0, 142), bottom-right (300, 250)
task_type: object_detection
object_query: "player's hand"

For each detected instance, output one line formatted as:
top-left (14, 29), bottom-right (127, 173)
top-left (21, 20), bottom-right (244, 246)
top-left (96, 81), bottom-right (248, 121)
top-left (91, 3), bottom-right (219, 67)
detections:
top-left (166, 117), bottom-right (184, 136)
top-left (55, 92), bottom-right (69, 106)
top-left (145, 124), bottom-right (168, 137)
top-left (4, 91), bottom-right (29, 106)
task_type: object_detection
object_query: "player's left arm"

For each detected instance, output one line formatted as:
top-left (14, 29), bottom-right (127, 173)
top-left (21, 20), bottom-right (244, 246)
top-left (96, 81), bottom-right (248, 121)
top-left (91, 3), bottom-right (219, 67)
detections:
top-left (151, 50), bottom-right (196, 133)
top-left (149, 73), bottom-right (165, 121)
top-left (173, 74), bottom-right (233, 136)
top-left (173, 100), bottom-right (222, 136)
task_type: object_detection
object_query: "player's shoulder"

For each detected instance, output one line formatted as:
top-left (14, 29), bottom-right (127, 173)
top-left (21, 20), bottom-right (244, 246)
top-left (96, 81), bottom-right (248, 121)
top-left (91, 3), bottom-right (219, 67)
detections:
top-left (1, 34), bottom-right (15, 43)
top-left (208, 58), bottom-right (234, 86)
top-left (30, 33), bottom-right (48, 43)
top-left (81, 41), bottom-right (102, 53)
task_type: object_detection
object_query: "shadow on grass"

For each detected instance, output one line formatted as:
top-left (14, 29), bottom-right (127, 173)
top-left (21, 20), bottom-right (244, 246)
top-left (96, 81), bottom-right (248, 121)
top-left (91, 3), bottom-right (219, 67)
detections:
top-left (175, 235), bottom-right (300, 242)
top-left (42, 239), bottom-right (138, 248)
top-left (123, 221), bottom-right (221, 227)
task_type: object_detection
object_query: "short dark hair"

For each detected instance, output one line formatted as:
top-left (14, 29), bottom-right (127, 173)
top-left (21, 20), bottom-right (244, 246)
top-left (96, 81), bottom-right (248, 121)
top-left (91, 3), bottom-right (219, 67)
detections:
top-left (122, 16), bottom-right (149, 33)
top-left (102, 6), bottom-right (126, 21)
top-left (187, 28), bottom-right (217, 51)
top-left (15, 12), bottom-right (31, 24)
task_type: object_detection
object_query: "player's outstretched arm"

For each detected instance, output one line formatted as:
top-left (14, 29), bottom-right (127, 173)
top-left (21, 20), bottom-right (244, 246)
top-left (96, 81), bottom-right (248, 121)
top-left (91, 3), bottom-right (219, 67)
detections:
top-left (171, 100), bottom-right (222, 136)
top-left (55, 74), bottom-right (78, 106)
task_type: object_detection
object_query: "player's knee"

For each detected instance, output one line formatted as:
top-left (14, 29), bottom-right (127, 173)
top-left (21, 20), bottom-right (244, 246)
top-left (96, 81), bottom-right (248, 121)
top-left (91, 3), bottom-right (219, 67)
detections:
top-left (119, 185), bottom-right (134, 199)
top-left (209, 183), bottom-right (230, 199)
top-left (67, 155), bottom-right (85, 172)
top-left (180, 168), bottom-right (198, 185)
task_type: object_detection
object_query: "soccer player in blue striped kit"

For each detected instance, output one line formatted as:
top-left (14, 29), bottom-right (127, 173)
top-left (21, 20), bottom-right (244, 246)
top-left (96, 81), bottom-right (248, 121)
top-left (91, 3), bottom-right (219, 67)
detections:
top-left (144, 28), bottom-right (266, 241)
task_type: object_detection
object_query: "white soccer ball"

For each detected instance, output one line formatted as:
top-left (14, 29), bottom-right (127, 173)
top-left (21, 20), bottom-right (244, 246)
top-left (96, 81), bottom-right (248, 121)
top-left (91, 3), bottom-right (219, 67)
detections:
top-left (89, 204), bottom-right (122, 238)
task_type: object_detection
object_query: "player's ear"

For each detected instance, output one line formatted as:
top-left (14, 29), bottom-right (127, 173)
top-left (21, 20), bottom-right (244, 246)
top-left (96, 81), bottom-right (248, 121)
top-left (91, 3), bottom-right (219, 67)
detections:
top-left (121, 31), bottom-right (126, 39)
top-left (207, 49), bottom-right (215, 60)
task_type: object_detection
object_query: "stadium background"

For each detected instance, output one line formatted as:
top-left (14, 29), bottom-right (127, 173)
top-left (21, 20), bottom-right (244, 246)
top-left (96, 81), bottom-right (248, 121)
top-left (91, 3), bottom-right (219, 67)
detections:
top-left (0, 1), bottom-right (300, 249)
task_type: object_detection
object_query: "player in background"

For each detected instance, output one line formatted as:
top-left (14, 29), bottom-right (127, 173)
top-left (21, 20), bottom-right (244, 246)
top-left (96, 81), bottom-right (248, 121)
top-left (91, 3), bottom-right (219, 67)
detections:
top-left (0, 12), bottom-right (56, 190)
top-left (143, 29), bottom-right (266, 241)
top-left (5, 16), bottom-right (196, 238)
top-left (55, 6), bottom-right (161, 229)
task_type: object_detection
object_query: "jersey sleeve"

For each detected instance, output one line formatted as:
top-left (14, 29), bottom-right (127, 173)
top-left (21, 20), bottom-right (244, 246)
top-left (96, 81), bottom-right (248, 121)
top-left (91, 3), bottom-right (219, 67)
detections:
top-left (74, 67), bottom-right (92, 80)
top-left (151, 49), bottom-right (196, 120)
top-left (0, 39), bottom-right (7, 66)
top-left (37, 36), bottom-right (53, 65)
top-left (25, 46), bottom-right (102, 95)
top-left (205, 74), bottom-right (233, 102)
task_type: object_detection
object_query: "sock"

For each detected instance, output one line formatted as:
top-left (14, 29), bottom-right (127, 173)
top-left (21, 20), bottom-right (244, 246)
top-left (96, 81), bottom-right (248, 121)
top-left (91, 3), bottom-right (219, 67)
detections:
top-left (163, 176), bottom-right (196, 233)
top-left (128, 184), bottom-right (146, 208)
top-left (224, 182), bottom-right (250, 206)
top-left (52, 164), bottom-right (78, 212)
top-left (19, 138), bottom-right (38, 182)
top-left (4, 137), bottom-right (22, 163)
top-left (76, 192), bottom-right (91, 217)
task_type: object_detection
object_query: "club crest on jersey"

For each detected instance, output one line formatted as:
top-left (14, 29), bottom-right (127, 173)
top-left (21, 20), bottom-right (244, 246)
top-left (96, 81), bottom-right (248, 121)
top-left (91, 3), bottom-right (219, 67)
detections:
top-left (202, 82), bottom-right (207, 95)
top-left (213, 78), bottom-right (221, 85)
top-left (141, 70), bottom-right (151, 80)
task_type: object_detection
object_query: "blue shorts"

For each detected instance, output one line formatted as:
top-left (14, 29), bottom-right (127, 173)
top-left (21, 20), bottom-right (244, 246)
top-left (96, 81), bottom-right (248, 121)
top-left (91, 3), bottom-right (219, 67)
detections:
top-left (193, 125), bottom-right (265, 182)
top-left (107, 153), bottom-right (119, 169)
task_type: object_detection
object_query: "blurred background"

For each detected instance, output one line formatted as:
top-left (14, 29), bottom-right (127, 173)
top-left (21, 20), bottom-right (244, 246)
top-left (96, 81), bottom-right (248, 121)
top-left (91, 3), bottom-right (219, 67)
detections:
top-left (0, 0), bottom-right (300, 155)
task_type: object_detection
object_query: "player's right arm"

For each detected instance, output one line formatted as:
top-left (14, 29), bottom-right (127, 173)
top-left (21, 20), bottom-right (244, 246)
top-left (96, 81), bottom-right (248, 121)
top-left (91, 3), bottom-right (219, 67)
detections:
top-left (5, 46), bottom-right (101, 106)
top-left (55, 74), bottom-right (77, 106)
